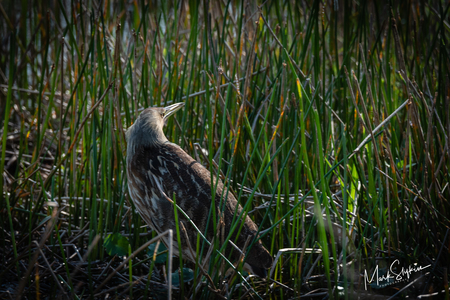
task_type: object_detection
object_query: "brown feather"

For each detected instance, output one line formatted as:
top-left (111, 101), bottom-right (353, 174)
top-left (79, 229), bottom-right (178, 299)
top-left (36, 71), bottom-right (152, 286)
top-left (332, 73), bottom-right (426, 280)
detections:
top-left (126, 105), bottom-right (273, 276)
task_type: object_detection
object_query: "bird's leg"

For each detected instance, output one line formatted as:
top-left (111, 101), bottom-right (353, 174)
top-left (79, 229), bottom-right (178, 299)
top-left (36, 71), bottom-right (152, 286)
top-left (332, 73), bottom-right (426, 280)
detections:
top-left (179, 221), bottom-right (197, 263)
top-left (180, 221), bottom-right (219, 293)
top-left (218, 212), bottom-right (226, 276)
top-left (202, 236), bottom-right (216, 272)
top-left (226, 236), bottom-right (252, 282)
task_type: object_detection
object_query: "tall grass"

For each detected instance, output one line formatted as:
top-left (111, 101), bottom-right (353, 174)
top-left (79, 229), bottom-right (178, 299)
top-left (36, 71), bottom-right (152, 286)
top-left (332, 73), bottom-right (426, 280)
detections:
top-left (1, 1), bottom-right (449, 299)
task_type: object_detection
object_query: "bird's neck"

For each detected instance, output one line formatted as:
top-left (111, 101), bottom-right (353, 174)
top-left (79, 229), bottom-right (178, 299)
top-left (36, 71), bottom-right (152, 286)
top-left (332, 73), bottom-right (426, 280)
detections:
top-left (126, 123), bottom-right (168, 150)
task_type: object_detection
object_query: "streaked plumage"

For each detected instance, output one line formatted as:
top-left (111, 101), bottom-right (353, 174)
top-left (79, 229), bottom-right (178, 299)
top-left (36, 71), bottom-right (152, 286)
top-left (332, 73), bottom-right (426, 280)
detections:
top-left (126, 103), bottom-right (272, 277)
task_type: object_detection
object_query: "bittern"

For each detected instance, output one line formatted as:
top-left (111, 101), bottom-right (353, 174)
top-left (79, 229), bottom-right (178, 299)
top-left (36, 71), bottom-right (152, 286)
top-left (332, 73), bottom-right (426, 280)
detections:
top-left (126, 102), bottom-right (272, 277)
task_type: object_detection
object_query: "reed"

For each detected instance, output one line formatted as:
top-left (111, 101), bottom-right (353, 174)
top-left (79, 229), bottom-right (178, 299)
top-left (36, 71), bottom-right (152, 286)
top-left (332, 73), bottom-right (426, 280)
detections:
top-left (0, 1), bottom-right (449, 299)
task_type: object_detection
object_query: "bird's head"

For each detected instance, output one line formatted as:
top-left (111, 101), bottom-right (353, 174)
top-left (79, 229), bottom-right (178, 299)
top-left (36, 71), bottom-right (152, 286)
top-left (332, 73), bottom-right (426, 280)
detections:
top-left (126, 102), bottom-right (185, 148)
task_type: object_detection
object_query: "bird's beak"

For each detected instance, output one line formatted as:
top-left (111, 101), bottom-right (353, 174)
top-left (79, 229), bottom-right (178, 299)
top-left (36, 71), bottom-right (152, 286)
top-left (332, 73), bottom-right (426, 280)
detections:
top-left (163, 102), bottom-right (185, 120)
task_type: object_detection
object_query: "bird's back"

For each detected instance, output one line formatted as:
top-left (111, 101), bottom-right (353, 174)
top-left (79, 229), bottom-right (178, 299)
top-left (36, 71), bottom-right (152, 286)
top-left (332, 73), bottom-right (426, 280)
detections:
top-left (127, 141), bottom-right (272, 274)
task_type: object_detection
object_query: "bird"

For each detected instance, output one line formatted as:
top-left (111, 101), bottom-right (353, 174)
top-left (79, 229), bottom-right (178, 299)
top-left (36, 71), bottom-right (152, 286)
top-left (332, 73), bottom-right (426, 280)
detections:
top-left (125, 102), bottom-right (273, 277)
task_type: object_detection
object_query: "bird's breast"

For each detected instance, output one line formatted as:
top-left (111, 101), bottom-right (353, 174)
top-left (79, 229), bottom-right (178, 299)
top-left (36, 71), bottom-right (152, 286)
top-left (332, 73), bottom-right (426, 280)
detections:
top-left (127, 144), bottom-right (214, 233)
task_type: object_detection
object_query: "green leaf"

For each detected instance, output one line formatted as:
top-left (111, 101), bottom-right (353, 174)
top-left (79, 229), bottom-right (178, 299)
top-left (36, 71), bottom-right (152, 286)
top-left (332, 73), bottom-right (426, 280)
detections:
top-left (171, 268), bottom-right (194, 287)
top-left (103, 233), bottom-right (130, 257)
top-left (147, 242), bottom-right (168, 264)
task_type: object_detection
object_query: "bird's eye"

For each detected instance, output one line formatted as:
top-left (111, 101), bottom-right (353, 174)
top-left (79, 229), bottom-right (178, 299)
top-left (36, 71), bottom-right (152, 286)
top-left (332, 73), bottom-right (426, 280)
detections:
top-left (161, 112), bottom-right (165, 118)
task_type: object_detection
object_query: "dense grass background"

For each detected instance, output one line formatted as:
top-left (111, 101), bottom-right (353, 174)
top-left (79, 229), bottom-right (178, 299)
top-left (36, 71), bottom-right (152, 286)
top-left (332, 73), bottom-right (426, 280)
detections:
top-left (1, 0), bottom-right (449, 299)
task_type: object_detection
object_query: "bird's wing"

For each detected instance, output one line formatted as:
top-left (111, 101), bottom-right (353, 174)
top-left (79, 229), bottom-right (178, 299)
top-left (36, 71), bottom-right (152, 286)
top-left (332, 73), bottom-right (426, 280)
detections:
top-left (134, 143), bottom-right (212, 237)
top-left (158, 144), bottom-right (273, 269)
top-left (132, 142), bottom-right (273, 270)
